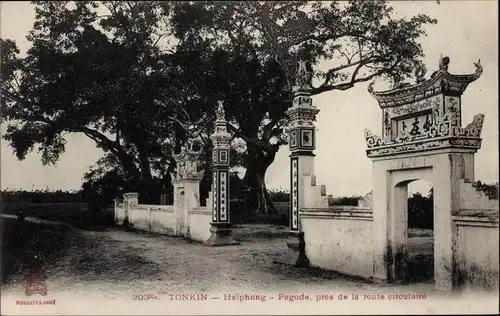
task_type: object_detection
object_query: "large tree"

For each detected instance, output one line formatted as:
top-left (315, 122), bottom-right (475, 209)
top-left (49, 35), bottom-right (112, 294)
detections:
top-left (169, 0), bottom-right (437, 214)
top-left (2, 1), bottom-right (437, 216)
top-left (1, 1), bottom-right (213, 203)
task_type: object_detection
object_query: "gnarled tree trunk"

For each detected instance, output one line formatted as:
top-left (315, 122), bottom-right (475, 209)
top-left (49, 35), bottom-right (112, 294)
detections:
top-left (242, 144), bottom-right (278, 219)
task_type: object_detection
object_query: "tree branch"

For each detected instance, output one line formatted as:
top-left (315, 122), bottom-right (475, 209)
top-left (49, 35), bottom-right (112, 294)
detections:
top-left (312, 59), bottom-right (400, 95)
top-left (227, 122), bottom-right (271, 152)
top-left (262, 116), bottom-right (281, 142)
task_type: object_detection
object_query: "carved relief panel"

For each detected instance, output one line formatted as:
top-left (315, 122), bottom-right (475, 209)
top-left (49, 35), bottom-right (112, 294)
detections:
top-left (289, 129), bottom-right (298, 150)
top-left (384, 94), bottom-right (443, 142)
top-left (394, 112), bottom-right (434, 142)
top-left (444, 96), bottom-right (461, 124)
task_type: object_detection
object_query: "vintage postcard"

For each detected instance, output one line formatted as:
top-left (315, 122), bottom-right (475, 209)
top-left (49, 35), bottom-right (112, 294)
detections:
top-left (1, 1), bottom-right (498, 315)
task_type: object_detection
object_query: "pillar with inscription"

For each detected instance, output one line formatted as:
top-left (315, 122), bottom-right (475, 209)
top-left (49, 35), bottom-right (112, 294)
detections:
top-left (276, 60), bottom-right (320, 267)
top-left (204, 101), bottom-right (240, 246)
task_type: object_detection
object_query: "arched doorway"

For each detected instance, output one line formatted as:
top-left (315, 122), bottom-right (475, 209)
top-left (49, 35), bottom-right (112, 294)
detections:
top-left (405, 180), bottom-right (434, 284)
top-left (365, 57), bottom-right (485, 291)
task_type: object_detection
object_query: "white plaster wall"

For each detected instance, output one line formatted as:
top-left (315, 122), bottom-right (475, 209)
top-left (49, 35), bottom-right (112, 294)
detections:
top-left (127, 205), bottom-right (177, 235)
top-left (303, 175), bottom-right (329, 208)
top-left (188, 209), bottom-right (212, 242)
top-left (129, 207), bottom-right (150, 230)
top-left (124, 203), bottom-right (210, 242)
top-left (459, 180), bottom-right (499, 209)
top-left (455, 217), bottom-right (499, 290)
top-left (301, 210), bottom-right (374, 279)
top-left (371, 150), bottom-right (470, 290)
top-left (150, 207), bottom-right (176, 235)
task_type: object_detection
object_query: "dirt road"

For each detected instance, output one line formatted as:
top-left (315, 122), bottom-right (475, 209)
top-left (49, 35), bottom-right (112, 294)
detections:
top-left (1, 217), bottom-right (496, 315)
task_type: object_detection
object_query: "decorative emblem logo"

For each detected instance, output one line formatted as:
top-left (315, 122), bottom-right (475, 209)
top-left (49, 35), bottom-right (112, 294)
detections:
top-left (24, 267), bottom-right (48, 296)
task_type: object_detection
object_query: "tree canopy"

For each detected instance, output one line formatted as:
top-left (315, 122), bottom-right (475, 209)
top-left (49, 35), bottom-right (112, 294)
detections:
top-left (1, 1), bottom-right (437, 214)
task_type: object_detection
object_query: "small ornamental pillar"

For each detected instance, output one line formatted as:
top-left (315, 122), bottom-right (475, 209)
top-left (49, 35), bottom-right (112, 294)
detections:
top-left (122, 192), bottom-right (139, 229)
top-left (171, 139), bottom-right (204, 236)
top-left (204, 100), bottom-right (240, 246)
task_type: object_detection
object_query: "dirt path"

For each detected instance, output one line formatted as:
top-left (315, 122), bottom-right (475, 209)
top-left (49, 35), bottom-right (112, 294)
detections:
top-left (1, 218), bottom-right (497, 315)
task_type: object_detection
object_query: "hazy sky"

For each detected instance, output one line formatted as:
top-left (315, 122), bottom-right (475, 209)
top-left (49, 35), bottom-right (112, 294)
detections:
top-left (1, 1), bottom-right (498, 197)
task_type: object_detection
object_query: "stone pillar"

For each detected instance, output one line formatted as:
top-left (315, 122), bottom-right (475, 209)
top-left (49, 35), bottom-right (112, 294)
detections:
top-left (204, 101), bottom-right (240, 246)
top-left (390, 184), bottom-right (409, 283)
top-left (433, 153), bottom-right (462, 291)
top-left (171, 140), bottom-right (204, 236)
top-left (122, 192), bottom-right (138, 229)
top-left (286, 60), bottom-right (320, 267)
top-left (113, 197), bottom-right (123, 225)
top-left (371, 161), bottom-right (389, 282)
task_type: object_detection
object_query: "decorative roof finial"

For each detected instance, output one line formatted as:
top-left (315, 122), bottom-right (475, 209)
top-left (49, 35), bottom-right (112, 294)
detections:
top-left (473, 59), bottom-right (483, 77)
top-left (439, 55), bottom-right (450, 71)
top-left (367, 81), bottom-right (375, 93)
top-left (216, 100), bottom-right (225, 121)
top-left (415, 64), bottom-right (427, 83)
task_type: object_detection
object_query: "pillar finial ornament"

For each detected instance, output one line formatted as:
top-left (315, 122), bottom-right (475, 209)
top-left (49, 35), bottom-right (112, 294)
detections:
top-left (294, 60), bottom-right (313, 92)
top-left (211, 100), bottom-right (232, 157)
top-left (171, 137), bottom-right (204, 182)
top-left (216, 100), bottom-right (226, 122)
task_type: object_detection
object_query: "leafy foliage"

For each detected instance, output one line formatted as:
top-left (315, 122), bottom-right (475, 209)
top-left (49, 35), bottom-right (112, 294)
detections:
top-left (1, 188), bottom-right (84, 203)
top-left (1, 1), bottom-right (438, 215)
top-left (474, 181), bottom-right (499, 200)
top-left (168, 0), bottom-right (437, 214)
top-left (408, 192), bottom-right (433, 230)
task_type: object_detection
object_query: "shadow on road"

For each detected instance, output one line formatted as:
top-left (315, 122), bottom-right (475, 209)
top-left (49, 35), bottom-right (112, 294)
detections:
top-left (1, 217), bottom-right (163, 286)
top-left (1, 217), bottom-right (74, 285)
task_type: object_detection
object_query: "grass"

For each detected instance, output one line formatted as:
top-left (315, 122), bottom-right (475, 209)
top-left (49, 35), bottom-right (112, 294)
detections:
top-left (0, 217), bottom-right (75, 285)
top-left (1, 202), bottom-right (114, 228)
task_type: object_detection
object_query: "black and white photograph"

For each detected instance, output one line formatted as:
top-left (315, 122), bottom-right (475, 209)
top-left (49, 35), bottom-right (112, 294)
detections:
top-left (0, 1), bottom-right (498, 315)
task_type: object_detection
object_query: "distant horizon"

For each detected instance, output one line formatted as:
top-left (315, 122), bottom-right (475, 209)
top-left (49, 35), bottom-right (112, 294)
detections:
top-left (1, 1), bottom-right (498, 197)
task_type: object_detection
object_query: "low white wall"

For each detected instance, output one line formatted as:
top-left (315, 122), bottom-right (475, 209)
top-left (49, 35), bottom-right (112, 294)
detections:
top-left (129, 206), bottom-right (150, 231)
top-left (454, 209), bottom-right (499, 290)
top-left (187, 208), bottom-right (212, 242)
top-left (119, 203), bottom-right (212, 242)
top-left (127, 204), bottom-right (176, 235)
top-left (150, 206), bottom-right (176, 235)
top-left (301, 207), bottom-right (374, 279)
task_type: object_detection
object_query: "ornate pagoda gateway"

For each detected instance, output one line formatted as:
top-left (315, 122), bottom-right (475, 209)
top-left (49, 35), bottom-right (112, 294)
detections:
top-left (364, 56), bottom-right (486, 291)
top-left (364, 56), bottom-right (484, 156)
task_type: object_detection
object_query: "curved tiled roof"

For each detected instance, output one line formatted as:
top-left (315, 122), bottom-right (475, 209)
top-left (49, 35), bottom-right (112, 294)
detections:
top-left (368, 59), bottom-right (483, 108)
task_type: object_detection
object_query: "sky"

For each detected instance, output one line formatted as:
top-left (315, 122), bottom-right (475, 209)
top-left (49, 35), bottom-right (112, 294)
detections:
top-left (1, 1), bottom-right (498, 197)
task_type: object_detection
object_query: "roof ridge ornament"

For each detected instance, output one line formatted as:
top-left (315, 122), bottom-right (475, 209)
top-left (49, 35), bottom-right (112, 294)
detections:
top-left (439, 55), bottom-right (450, 72)
top-left (415, 64), bottom-right (427, 84)
top-left (368, 55), bottom-right (483, 105)
top-left (473, 59), bottom-right (483, 78)
top-left (367, 81), bottom-right (375, 93)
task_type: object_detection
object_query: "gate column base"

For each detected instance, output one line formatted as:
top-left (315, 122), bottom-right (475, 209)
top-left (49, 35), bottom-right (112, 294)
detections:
top-left (204, 222), bottom-right (240, 247)
top-left (273, 232), bottom-right (310, 268)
